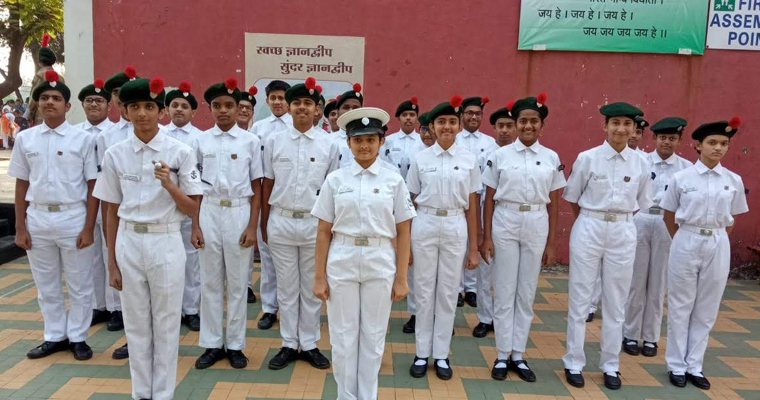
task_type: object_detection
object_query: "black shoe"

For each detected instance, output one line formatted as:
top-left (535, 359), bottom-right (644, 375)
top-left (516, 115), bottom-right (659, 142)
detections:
top-left (300, 348), bottom-right (331, 369)
top-left (227, 349), bottom-right (248, 369)
top-left (604, 372), bottom-right (622, 390)
top-left (258, 313), bottom-right (277, 330)
top-left (183, 314), bottom-right (201, 331)
top-left (586, 312), bottom-right (595, 322)
top-left (268, 347), bottom-right (298, 370)
top-left (491, 359), bottom-right (508, 380)
top-left (641, 342), bottom-right (658, 357)
top-left (403, 315), bottom-right (416, 334)
top-left (669, 372), bottom-right (687, 388)
top-left (107, 311), bottom-right (124, 331)
top-left (112, 343), bottom-right (129, 359)
top-left (472, 322), bottom-right (494, 338)
top-left (509, 359), bottom-right (537, 382)
top-left (410, 357), bottom-right (428, 378)
top-left (91, 309), bottom-right (111, 326)
top-left (687, 373), bottom-right (711, 390)
top-left (457, 293), bottom-right (464, 307)
top-left (195, 347), bottom-right (226, 369)
top-left (27, 339), bottom-right (69, 359)
top-left (622, 338), bottom-right (640, 356)
top-left (434, 358), bottom-right (453, 380)
top-left (247, 287), bottom-right (256, 304)
top-left (464, 292), bottom-right (477, 307)
top-left (564, 369), bottom-right (585, 388)
top-left (69, 341), bottom-right (93, 360)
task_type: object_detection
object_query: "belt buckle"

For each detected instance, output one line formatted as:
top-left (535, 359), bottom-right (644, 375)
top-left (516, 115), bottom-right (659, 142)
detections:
top-left (220, 199), bottom-right (232, 207)
top-left (649, 207), bottom-right (662, 215)
top-left (435, 209), bottom-right (448, 217)
top-left (47, 205), bottom-right (61, 212)
top-left (133, 224), bottom-right (149, 234)
top-left (354, 237), bottom-right (369, 246)
top-left (604, 213), bottom-right (617, 222)
top-left (700, 228), bottom-right (713, 236)
top-left (292, 211), bottom-right (304, 219)
top-left (519, 204), bottom-right (532, 212)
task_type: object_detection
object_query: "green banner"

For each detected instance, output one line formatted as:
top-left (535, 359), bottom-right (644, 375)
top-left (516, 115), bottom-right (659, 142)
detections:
top-left (518, 0), bottom-right (708, 55)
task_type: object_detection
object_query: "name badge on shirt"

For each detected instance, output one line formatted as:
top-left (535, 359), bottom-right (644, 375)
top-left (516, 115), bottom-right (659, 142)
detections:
top-left (682, 186), bottom-right (698, 193)
top-left (277, 157), bottom-right (291, 162)
top-left (122, 173), bottom-right (141, 182)
top-left (392, 147), bottom-right (402, 152)
top-left (506, 165), bottom-right (519, 171)
top-left (338, 186), bottom-right (354, 194)
top-left (592, 173), bottom-right (608, 180)
top-left (203, 153), bottom-right (216, 158)
top-left (422, 166), bottom-right (437, 173)
top-left (26, 152), bottom-right (39, 158)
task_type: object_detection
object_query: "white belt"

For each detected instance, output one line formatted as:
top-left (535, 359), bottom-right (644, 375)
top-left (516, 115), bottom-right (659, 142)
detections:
top-left (580, 209), bottom-right (632, 223)
top-left (30, 202), bottom-right (85, 212)
top-left (120, 220), bottom-right (181, 234)
top-left (418, 206), bottom-right (463, 217)
top-left (205, 196), bottom-right (249, 208)
top-left (333, 233), bottom-right (390, 247)
top-left (647, 207), bottom-right (664, 215)
top-left (679, 225), bottom-right (725, 236)
top-left (272, 206), bottom-right (313, 219)
top-left (497, 202), bottom-right (544, 212)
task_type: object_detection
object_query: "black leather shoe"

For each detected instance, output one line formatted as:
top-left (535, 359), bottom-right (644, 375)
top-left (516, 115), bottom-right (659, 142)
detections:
top-left (247, 287), bottom-right (256, 304)
top-left (623, 338), bottom-right (640, 356)
top-left (27, 340), bottom-right (69, 359)
top-left (464, 292), bottom-right (477, 307)
top-left (457, 293), bottom-right (464, 307)
top-left (195, 348), bottom-right (226, 369)
top-left (112, 343), bottom-right (129, 359)
top-left (509, 359), bottom-right (537, 382)
top-left (472, 322), bottom-right (494, 338)
top-left (107, 311), bottom-right (124, 331)
top-left (70, 341), bottom-right (93, 360)
top-left (410, 357), bottom-right (428, 378)
top-left (183, 314), bottom-right (201, 331)
top-left (491, 359), bottom-right (508, 380)
top-left (268, 347), bottom-right (298, 370)
top-left (258, 313), bottom-right (277, 330)
top-left (604, 372), bottom-right (622, 390)
top-left (403, 315), bottom-right (416, 334)
top-left (586, 312), bottom-right (595, 322)
top-left (641, 342), bottom-right (658, 357)
top-left (434, 359), bottom-right (453, 380)
top-left (91, 309), bottom-right (111, 326)
top-left (687, 373), bottom-right (711, 390)
top-left (227, 350), bottom-right (248, 369)
top-left (669, 372), bottom-right (687, 387)
top-left (300, 348), bottom-right (330, 369)
top-left (564, 369), bottom-right (585, 388)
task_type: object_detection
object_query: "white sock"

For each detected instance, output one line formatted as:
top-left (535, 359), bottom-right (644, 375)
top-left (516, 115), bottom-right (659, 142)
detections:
top-left (495, 361), bottom-right (507, 368)
top-left (511, 352), bottom-right (523, 361)
top-left (436, 359), bottom-right (449, 369)
top-left (643, 342), bottom-right (656, 348)
top-left (569, 370), bottom-right (581, 375)
top-left (605, 372), bottom-right (618, 377)
top-left (671, 371), bottom-right (685, 376)
top-left (626, 340), bottom-right (638, 346)
top-left (691, 372), bottom-right (704, 378)
top-left (516, 362), bottom-right (529, 370)
top-left (414, 359), bottom-right (427, 366)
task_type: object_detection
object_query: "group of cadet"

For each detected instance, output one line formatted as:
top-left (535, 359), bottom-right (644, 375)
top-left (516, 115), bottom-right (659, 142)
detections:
top-left (6, 39), bottom-right (750, 400)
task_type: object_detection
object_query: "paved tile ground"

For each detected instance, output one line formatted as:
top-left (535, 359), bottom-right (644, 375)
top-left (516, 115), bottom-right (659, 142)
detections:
top-left (1, 256), bottom-right (759, 400)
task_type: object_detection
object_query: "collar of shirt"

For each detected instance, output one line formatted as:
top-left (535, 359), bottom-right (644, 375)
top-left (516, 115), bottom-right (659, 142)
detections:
top-left (394, 129), bottom-right (419, 139)
top-left (601, 140), bottom-right (632, 161)
top-left (167, 121), bottom-right (195, 134)
top-left (130, 129), bottom-right (166, 153)
top-left (267, 113), bottom-right (293, 124)
top-left (211, 124), bottom-right (240, 137)
top-left (41, 120), bottom-right (70, 136)
top-left (513, 138), bottom-right (540, 153)
top-left (695, 158), bottom-right (724, 175)
top-left (116, 117), bottom-right (129, 130)
top-left (432, 141), bottom-right (458, 156)
top-left (459, 129), bottom-right (482, 139)
top-left (338, 129), bottom-right (347, 139)
top-left (289, 125), bottom-right (316, 140)
top-left (350, 158), bottom-right (381, 176)
top-left (651, 151), bottom-right (676, 165)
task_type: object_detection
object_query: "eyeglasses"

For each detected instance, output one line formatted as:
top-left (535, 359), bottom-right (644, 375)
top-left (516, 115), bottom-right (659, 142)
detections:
top-left (84, 98), bottom-right (107, 105)
top-left (464, 111), bottom-right (483, 117)
top-left (239, 105), bottom-right (253, 112)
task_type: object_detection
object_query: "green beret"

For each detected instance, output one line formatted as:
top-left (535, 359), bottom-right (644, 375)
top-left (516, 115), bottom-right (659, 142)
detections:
top-left (462, 96), bottom-right (490, 110)
top-left (285, 77), bottom-right (322, 104)
top-left (165, 81), bottom-right (198, 110)
top-left (692, 117), bottom-right (741, 141)
top-left (336, 83), bottom-right (363, 109)
top-left (600, 102), bottom-right (644, 120)
top-left (651, 117), bottom-right (687, 135)
top-left (323, 99), bottom-right (337, 116)
top-left (77, 78), bottom-right (111, 102)
top-left (395, 97), bottom-right (420, 117)
top-left (428, 95), bottom-right (464, 121)
top-left (38, 34), bottom-right (56, 66)
top-left (489, 103), bottom-right (517, 125)
top-left (337, 107), bottom-right (390, 137)
top-left (105, 66), bottom-right (139, 93)
top-left (118, 77), bottom-right (166, 108)
top-left (32, 70), bottom-right (70, 102)
top-left (418, 111), bottom-right (430, 126)
top-left (204, 78), bottom-right (242, 104)
top-left (635, 116), bottom-right (650, 130)
top-left (319, 94), bottom-right (326, 106)
top-left (240, 86), bottom-right (258, 106)
top-left (511, 94), bottom-right (549, 120)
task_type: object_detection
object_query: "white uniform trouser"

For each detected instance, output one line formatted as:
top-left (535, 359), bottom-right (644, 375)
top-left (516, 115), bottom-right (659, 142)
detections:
top-left (666, 227), bottom-right (729, 375)
top-left (412, 211), bottom-right (467, 359)
top-left (249, 216), bottom-right (278, 314)
top-left (589, 276), bottom-right (602, 314)
top-left (92, 220), bottom-right (122, 312)
top-left (267, 212), bottom-right (321, 350)
top-left (459, 264), bottom-right (477, 293)
top-left (623, 212), bottom-right (670, 343)
top-left (199, 201), bottom-right (253, 351)
top-left (26, 206), bottom-right (94, 342)
top-left (492, 206), bottom-right (548, 360)
top-left (562, 213), bottom-right (635, 373)
top-left (406, 266), bottom-right (416, 315)
top-left (181, 218), bottom-right (200, 315)
top-left (475, 255), bottom-right (493, 324)
top-left (327, 236), bottom-right (395, 400)
top-left (116, 224), bottom-right (185, 400)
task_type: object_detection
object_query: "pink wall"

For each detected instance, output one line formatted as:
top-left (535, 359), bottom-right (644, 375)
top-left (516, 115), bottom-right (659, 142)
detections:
top-left (93, 0), bottom-right (759, 265)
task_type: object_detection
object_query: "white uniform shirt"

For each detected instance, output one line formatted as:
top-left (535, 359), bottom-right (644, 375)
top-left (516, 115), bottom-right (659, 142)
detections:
top-left (263, 126), bottom-right (340, 212)
top-left (481, 139), bottom-right (566, 204)
top-left (562, 140), bottom-right (653, 213)
top-left (8, 121), bottom-right (98, 204)
top-left (95, 117), bottom-right (133, 167)
top-left (381, 130), bottom-right (422, 179)
top-left (455, 129), bottom-right (499, 173)
top-left (647, 151), bottom-right (693, 208)
top-left (164, 121), bottom-right (203, 148)
top-left (93, 130), bottom-right (203, 224)
top-left (194, 124), bottom-right (263, 198)
top-left (311, 159), bottom-right (416, 239)
top-left (406, 142), bottom-right (481, 210)
top-left (660, 159), bottom-right (748, 229)
top-left (249, 113), bottom-right (293, 139)
top-left (75, 118), bottom-right (114, 136)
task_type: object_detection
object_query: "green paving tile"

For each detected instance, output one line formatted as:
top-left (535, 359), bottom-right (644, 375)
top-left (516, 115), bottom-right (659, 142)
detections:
top-left (88, 395), bottom-right (131, 400)
top-left (736, 389), bottom-right (760, 400)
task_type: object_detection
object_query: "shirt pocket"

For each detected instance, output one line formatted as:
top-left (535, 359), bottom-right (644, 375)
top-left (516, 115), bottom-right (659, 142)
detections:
top-left (367, 188), bottom-right (395, 230)
top-left (59, 150), bottom-right (84, 183)
top-left (717, 186), bottom-right (736, 215)
top-left (272, 156), bottom-right (294, 178)
top-left (227, 151), bottom-right (250, 184)
top-left (200, 152), bottom-right (218, 184)
top-left (308, 160), bottom-right (329, 188)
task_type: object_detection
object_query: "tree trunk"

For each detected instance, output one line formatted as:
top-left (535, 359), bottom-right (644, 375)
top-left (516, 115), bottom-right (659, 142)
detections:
top-left (0, 3), bottom-right (26, 100)
top-left (0, 68), bottom-right (24, 100)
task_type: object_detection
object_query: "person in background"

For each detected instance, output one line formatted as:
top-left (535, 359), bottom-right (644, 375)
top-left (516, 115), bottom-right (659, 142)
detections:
top-left (333, 83), bottom-right (364, 167)
top-left (28, 33), bottom-right (61, 126)
top-left (238, 86), bottom-right (257, 131)
top-left (323, 98), bottom-right (339, 133)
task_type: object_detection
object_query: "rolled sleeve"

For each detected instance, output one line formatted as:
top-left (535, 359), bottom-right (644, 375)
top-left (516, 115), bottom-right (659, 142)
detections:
top-left (262, 135), bottom-right (275, 180)
top-left (249, 136), bottom-right (264, 181)
top-left (469, 163), bottom-right (482, 194)
top-left (731, 178), bottom-right (750, 216)
top-left (310, 176), bottom-right (335, 222)
top-left (481, 153), bottom-right (499, 190)
top-left (178, 149), bottom-right (203, 196)
top-left (406, 158), bottom-right (421, 195)
top-left (93, 151), bottom-right (122, 204)
top-left (7, 134), bottom-right (30, 180)
top-left (83, 134), bottom-right (98, 181)
top-left (562, 155), bottom-right (587, 204)
top-left (550, 155), bottom-right (567, 192)
top-left (659, 177), bottom-right (678, 213)
top-left (393, 178), bottom-right (417, 224)
top-left (637, 166), bottom-right (654, 211)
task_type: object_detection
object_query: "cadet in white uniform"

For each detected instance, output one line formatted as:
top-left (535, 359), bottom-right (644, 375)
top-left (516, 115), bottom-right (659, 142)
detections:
top-left (249, 80), bottom-right (292, 328)
top-left (312, 107), bottom-right (416, 400)
top-left (481, 95), bottom-right (566, 382)
top-left (622, 117), bottom-right (692, 358)
top-left (407, 96), bottom-right (481, 380)
top-left (562, 102), bottom-right (652, 390)
top-left (323, 98), bottom-right (339, 133)
top-left (10, 71), bottom-right (98, 361)
top-left (237, 85), bottom-right (257, 131)
top-left (192, 79), bottom-right (263, 370)
top-left (94, 77), bottom-right (203, 400)
top-left (662, 118), bottom-right (748, 390)
top-left (75, 78), bottom-right (115, 328)
top-left (164, 80), bottom-right (204, 331)
top-left (260, 77), bottom-right (339, 370)
top-left (333, 83), bottom-right (364, 167)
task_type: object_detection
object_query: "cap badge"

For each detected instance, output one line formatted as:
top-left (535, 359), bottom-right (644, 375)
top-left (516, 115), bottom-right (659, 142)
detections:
top-left (361, 117), bottom-right (370, 126)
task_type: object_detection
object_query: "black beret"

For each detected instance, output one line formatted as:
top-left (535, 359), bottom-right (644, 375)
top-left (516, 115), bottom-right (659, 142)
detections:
top-left (165, 81), bottom-right (198, 110)
top-left (204, 78), bottom-right (242, 104)
top-left (32, 70), bottom-right (70, 102)
top-left (77, 78), bottom-right (112, 102)
top-left (118, 77), bottom-right (166, 108)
